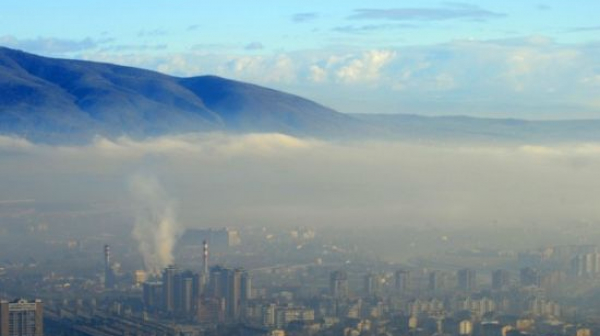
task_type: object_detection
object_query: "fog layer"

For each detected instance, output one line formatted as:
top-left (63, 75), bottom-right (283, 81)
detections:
top-left (1, 133), bottom-right (599, 230)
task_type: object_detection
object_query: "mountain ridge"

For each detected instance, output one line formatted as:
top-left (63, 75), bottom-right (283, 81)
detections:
top-left (1, 46), bottom-right (600, 144)
top-left (0, 46), bottom-right (365, 143)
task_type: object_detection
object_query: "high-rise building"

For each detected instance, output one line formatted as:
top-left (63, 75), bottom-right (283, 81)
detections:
top-left (208, 266), bottom-right (251, 322)
top-left (175, 271), bottom-right (196, 314)
top-left (241, 272), bottom-right (252, 302)
top-left (142, 281), bottom-right (163, 308)
top-left (428, 270), bottom-right (444, 292)
top-left (208, 266), bottom-right (225, 300)
top-left (159, 266), bottom-right (203, 316)
top-left (492, 270), bottom-right (510, 290)
top-left (395, 270), bottom-right (410, 293)
top-left (262, 303), bottom-right (276, 327)
top-left (329, 271), bottom-right (349, 299)
top-left (571, 253), bottom-right (600, 277)
top-left (364, 273), bottom-right (381, 296)
top-left (162, 265), bottom-right (178, 312)
top-left (0, 299), bottom-right (43, 336)
top-left (227, 269), bottom-right (242, 321)
top-left (520, 267), bottom-right (541, 287)
top-left (457, 269), bottom-right (476, 292)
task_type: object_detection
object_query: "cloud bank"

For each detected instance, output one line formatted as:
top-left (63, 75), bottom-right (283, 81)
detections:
top-left (65, 36), bottom-right (600, 118)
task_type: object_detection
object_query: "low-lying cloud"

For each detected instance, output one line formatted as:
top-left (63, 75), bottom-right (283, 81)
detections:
top-left (1, 133), bottom-right (600, 231)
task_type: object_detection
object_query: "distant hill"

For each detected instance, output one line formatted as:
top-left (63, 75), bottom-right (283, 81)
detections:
top-left (353, 114), bottom-right (600, 143)
top-left (0, 46), bottom-right (364, 143)
top-left (1, 46), bottom-right (599, 144)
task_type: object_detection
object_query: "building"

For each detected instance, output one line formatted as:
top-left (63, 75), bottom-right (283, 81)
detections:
top-left (457, 269), bottom-right (476, 292)
top-left (208, 266), bottom-right (251, 322)
top-left (226, 268), bottom-right (242, 321)
top-left (407, 298), bottom-right (444, 317)
top-left (156, 266), bottom-right (203, 316)
top-left (395, 270), bottom-right (410, 293)
top-left (520, 267), bottom-right (541, 287)
top-left (456, 297), bottom-right (496, 318)
top-left (174, 270), bottom-right (197, 314)
top-left (142, 281), bottom-right (163, 308)
top-left (492, 270), bottom-right (510, 290)
top-left (262, 303), bottom-right (276, 327)
top-left (274, 306), bottom-right (315, 328)
top-left (458, 320), bottom-right (473, 336)
top-left (329, 271), bottom-right (349, 299)
top-left (363, 273), bottom-right (381, 296)
top-left (0, 299), bottom-right (43, 336)
top-left (162, 265), bottom-right (178, 312)
top-left (571, 253), bottom-right (600, 277)
top-left (428, 271), bottom-right (445, 292)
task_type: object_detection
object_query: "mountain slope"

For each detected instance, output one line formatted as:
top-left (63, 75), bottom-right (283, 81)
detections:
top-left (0, 47), bottom-right (232, 142)
top-left (1, 46), bottom-right (600, 144)
top-left (179, 76), bottom-right (365, 136)
top-left (0, 47), bottom-right (364, 143)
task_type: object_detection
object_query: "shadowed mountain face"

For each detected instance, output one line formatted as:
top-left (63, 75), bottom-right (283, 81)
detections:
top-left (179, 76), bottom-right (364, 136)
top-left (1, 46), bottom-right (600, 144)
top-left (0, 47), bottom-right (364, 143)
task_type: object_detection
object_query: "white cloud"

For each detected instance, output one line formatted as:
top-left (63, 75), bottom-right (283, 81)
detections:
top-left (335, 50), bottom-right (396, 83)
top-left (69, 36), bottom-right (600, 116)
top-left (217, 54), bottom-right (297, 83)
top-left (501, 47), bottom-right (580, 92)
top-left (309, 65), bottom-right (327, 83)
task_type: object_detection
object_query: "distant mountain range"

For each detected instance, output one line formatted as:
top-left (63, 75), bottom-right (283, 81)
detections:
top-left (353, 114), bottom-right (600, 143)
top-left (1, 46), bottom-right (599, 144)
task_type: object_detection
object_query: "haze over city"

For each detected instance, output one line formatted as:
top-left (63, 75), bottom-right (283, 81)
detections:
top-left (1, 2), bottom-right (600, 336)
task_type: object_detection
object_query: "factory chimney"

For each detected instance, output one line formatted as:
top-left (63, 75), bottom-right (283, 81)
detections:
top-left (104, 244), bottom-right (115, 289)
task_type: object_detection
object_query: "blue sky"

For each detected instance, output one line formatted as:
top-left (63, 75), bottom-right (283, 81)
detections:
top-left (2, 0), bottom-right (600, 118)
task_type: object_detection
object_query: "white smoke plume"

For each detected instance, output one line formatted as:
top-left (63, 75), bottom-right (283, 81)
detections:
top-left (129, 173), bottom-right (182, 274)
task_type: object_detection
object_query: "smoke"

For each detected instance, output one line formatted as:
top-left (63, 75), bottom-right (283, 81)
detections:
top-left (129, 173), bottom-right (181, 274)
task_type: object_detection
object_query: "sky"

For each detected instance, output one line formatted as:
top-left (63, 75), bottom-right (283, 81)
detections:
top-left (2, 0), bottom-right (600, 118)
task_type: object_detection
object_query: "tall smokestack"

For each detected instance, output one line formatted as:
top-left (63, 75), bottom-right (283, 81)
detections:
top-left (199, 240), bottom-right (209, 295)
top-left (104, 244), bottom-right (114, 289)
top-left (104, 244), bottom-right (110, 270)
top-left (203, 240), bottom-right (209, 275)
